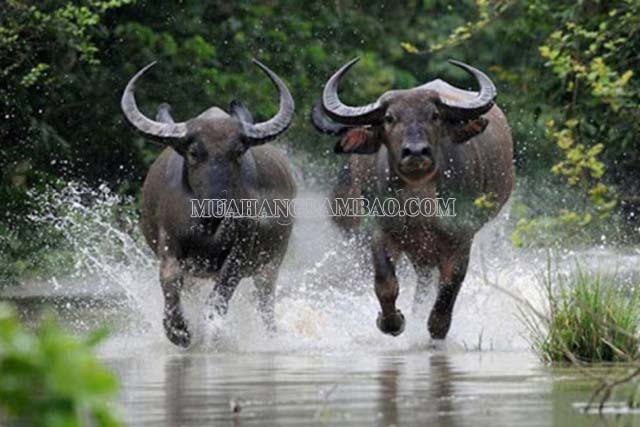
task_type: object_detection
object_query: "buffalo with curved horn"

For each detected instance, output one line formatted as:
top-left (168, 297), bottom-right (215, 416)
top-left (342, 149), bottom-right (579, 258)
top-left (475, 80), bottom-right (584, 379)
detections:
top-left (312, 58), bottom-right (513, 340)
top-left (122, 59), bottom-right (296, 347)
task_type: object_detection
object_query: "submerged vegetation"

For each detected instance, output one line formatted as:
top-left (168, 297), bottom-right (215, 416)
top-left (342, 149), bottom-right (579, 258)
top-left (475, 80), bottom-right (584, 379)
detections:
top-left (0, 303), bottom-right (120, 426)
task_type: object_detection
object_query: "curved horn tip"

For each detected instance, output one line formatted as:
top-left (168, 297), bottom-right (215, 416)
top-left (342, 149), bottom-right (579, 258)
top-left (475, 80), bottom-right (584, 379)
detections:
top-left (447, 59), bottom-right (485, 76)
top-left (447, 59), bottom-right (495, 80)
top-left (341, 57), bottom-right (361, 70)
top-left (250, 59), bottom-right (291, 88)
top-left (240, 58), bottom-right (295, 144)
top-left (437, 59), bottom-right (497, 121)
top-left (124, 61), bottom-right (158, 93)
top-left (250, 58), bottom-right (285, 79)
top-left (251, 57), bottom-right (266, 68)
top-left (136, 61), bottom-right (158, 76)
top-left (321, 56), bottom-right (387, 125)
top-left (328, 57), bottom-right (362, 78)
top-left (121, 61), bottom-right (188, 143)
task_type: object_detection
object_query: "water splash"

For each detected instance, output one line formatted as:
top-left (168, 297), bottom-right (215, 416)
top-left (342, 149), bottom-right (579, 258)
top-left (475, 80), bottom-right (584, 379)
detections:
top-left (25, 182), bottom-right (161, 335)
top-left (14, 181), bottom-right (640, 356)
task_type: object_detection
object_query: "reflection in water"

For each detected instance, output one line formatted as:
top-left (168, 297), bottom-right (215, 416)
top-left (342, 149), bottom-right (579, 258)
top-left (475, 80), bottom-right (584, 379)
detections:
top-left (165, 356), bottom-right (190, 427)
top-left (376, 358), bottom-right (400, 427)
top-left (105, 351), bottom-right (638, 427)
top-left (373, 356), bottom-right (458, 427)
top-left (430, 354), bottom-right (457, 427)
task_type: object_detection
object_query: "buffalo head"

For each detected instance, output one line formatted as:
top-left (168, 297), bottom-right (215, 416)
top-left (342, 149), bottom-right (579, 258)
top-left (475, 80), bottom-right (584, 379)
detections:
top-left (122, 60), bottom-right (294, 201)
top-left (312, 58), bottom-right (496, 183)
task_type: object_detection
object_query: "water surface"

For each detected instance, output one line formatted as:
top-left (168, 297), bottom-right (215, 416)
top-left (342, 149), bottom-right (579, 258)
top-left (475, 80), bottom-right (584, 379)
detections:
top-left (102, 348), bottom-right (633, 427)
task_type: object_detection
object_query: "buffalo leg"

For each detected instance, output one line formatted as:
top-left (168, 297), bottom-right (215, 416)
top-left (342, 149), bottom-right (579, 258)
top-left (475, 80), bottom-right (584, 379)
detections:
top-left (207, 248), bottom-right (242, 318)
top-left (428, 244), bottom-right (471, 339)
top-left (253, 262), bottom-right (279, 333)
top-left (160, 256), bottom-right (191, 347)
top-left (373, 230), bottom-right (405, 336)
top-left (411, 264), bottom-right (435, 316)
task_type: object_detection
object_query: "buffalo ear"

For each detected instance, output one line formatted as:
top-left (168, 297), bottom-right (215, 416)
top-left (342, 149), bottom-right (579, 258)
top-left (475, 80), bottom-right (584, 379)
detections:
top-left (156, 103), bottom-right (176, 124)
top-left (448, 117), bottom-right (489, 144)
top-left (334, 128), bottom-right (381, 154)
top-left (155, 103), bottom-right (190, 155)
top-left (229, 100), bottom-right (254, 124)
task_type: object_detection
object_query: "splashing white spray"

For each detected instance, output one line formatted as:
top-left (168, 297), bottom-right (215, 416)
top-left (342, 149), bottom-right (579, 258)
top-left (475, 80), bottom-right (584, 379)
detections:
top-left (22, 180), bottom-right (636, 356)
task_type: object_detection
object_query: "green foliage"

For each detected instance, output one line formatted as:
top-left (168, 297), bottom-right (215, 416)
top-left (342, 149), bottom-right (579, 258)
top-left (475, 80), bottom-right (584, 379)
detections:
top-left (447, 0), bottom-right (639, 246)
top-left (1, 0), bottom-right (640, 277)
top-left (534, 2), bottom-right (638, 236)
top-left (1, 1), bottom-right (143, 278)
top-left (525, 269), bottom-right (640, 363)
top-left (0, 218), bottom-right (76, 287)
top-left (0, 303), bottom-right (120, 426)
top-left (473, 192), bottom-right (498, 210)
top-left (427, 0), bottom-right (514, 53)
top-left (508, 177), bottom-right (627, 248)
top-left (406, 0), bottom-right (639, 246)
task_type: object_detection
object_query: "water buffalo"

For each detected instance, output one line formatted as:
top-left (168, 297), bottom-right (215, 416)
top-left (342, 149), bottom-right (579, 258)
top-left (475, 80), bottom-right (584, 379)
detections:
top-left (312, 58), bottom-right (513, 339)
top-left (121, 60), bottom-right (295, 347)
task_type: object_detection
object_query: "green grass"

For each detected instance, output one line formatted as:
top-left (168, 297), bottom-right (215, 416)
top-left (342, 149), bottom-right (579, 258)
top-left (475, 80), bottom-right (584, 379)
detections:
top-left (525, 268), bottom-right (640, 363)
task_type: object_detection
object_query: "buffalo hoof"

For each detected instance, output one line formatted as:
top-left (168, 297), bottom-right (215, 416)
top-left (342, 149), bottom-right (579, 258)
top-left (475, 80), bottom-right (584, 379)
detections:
top-left (163, 311), bottom-right (191, 348)
top-left (377, 310), bottom-right (406, 336)
top-left (428, 311), bottom-right (452, 340)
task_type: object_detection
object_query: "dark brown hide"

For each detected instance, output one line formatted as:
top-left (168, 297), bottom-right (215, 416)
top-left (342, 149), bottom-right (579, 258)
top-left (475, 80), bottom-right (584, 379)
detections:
top-left (314, 62), bottom-right (513, 340)
top-left (123, 61), bottom-right (296, 347)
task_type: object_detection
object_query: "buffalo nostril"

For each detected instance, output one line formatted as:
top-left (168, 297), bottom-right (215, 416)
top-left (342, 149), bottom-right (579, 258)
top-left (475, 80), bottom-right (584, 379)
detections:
top-left (402, 145), bottom-right (431, 159)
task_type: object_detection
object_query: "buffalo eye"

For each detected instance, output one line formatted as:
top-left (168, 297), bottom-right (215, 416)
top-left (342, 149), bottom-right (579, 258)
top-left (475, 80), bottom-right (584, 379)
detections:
top-left (384, 112), bottom-right (395, 125)
top-left (229, 137), bottom-right (247, 159)
top-left (432, 111), bottom-right (441, 121)
top-left (186, 143), bottom-right (204, 165)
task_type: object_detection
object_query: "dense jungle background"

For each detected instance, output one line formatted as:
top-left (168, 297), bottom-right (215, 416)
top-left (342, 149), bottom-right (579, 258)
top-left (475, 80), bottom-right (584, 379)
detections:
top-left (1, 0), bottom-right (639, 285)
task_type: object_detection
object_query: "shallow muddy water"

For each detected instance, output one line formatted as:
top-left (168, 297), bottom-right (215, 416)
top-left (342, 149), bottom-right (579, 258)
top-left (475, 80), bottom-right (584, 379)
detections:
top-left (4, 185), bottom-right (640, 426)
top-left (101, 349), bottom-right (632, 427)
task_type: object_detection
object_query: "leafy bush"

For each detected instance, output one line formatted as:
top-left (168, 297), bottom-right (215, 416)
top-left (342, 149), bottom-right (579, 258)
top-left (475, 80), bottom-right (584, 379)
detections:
top-left (0, 303), bottom-right (121, 427)
top-left (423, 0), bottom-right (640, 244)
top-left (508, 177), bottom-right (630, 248)
top-left (525, 268), bottom-right (640, 363)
